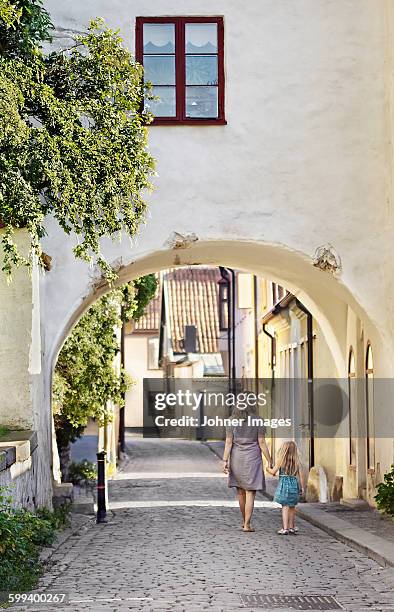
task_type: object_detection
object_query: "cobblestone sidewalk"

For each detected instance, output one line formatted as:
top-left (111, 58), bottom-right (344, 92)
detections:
top-left (205, 441), bottom-right (394, 549)
top-left (11, 439), bottom-right (394, 612)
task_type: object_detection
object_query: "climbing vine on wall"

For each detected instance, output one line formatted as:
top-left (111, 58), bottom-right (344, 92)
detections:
top-left (0, 1), bottom-right (154, 279)
top-left (52, 271), bottom-right (157, 478)
top-left (53, 274), bottom-right (158, 431)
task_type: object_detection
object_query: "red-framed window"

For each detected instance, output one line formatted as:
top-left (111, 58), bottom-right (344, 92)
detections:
top-left (135, 16), bottom-right (225, 125)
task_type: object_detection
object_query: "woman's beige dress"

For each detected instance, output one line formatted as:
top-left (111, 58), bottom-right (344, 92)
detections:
top-left (227, 422), bottom-right (265, 491)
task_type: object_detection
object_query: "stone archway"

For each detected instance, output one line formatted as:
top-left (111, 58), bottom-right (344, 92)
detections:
top-left (0, 233), bottom-right (390, 508)
top-left (46, 238), bottom-right (387, 381)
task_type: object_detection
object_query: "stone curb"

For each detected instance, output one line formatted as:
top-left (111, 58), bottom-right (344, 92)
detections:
top-left (204, 441), bottom-right (394, 568)
top-left (39, 513), bottom-right (94, 564)
top-left (293, 504), bottom-right (394, 568)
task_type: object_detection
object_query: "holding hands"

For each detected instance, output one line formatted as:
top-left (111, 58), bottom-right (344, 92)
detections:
top-left (266, 460), bottom-right (276, 476)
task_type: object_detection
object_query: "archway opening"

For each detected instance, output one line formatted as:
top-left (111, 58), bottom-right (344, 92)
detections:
top-left (50, 240), bottom-right (385, 508)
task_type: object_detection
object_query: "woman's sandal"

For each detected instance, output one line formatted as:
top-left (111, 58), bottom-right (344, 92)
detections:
top-left (277, 528), bottom-right (289, 535)
top-left (288, 528), bottom-right (298, 535)
top-left (242, 525), bottom-right (255, 532)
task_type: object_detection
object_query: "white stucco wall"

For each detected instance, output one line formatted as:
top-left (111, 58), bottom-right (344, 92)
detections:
top-left (0, 232), bottom-right (34, 429)
top-left (40, 0), bottom-right (392, 372)
top-left (0, 232), bottom-right (53, 506)
top-left (125, 334), bottom-right (162, 428)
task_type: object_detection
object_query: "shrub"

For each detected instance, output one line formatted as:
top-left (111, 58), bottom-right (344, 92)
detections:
top-left (36, 504), bottom-right (71, 531)
top-left (375, 464), bottom-right (394, 518)
top-left (0, 425), bottom-right (10, 437)
top-left (0, 487), bottom-right (70, 591)
top-left (68, 460), bottom-right (97, 487)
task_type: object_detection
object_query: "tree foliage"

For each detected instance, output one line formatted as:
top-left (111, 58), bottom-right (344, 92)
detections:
top-left (0, 0), bottom-right (21, 27)
top-left (121, 272), bottom-right (158, 323)
top-left (0, 0), bottom-right (52, 57)
top-left (0, 1), bottom-right (154, 279)
top-left (53, 274), bottom-right (157, 434)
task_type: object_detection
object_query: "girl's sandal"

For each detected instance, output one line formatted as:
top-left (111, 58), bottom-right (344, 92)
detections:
top-left (288, 528), bottom-right (298, 535)
top-left (277, 528), bottom-right (289, 535)
top-left (242, 525), bottom-right (255, 532)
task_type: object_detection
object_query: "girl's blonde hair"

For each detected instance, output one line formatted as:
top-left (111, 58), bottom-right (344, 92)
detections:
top-left (277, 441), bottom-right (301, 476)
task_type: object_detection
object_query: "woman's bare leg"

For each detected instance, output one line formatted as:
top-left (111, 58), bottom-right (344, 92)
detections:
top-left (236, 487), bottom-right (246, 525)
top-left (282, 506), bottom-right (290, 530)
top-left (243, 490), bottom-right (256, 531)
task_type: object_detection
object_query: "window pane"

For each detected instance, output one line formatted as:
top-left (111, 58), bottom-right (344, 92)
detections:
top-left (366, 375), bottom-right (375, 468)
top-left (186, 86), bottom-right (218, 118)
top-left (185, 23), bottom-right (217, 53)
top-left (147, 337), bottom-right (160, 370)
top-left (145, 86), bottom-right (176, 117)
top-left (186, 56), bottom-right (218, 85)
top-left (144, 55), bottom-right (175, 85)
top-left (143, 23), bottom-right (175, 54)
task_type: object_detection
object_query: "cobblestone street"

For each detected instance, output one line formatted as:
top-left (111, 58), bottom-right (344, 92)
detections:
top-left (17, 439), bottom-right (394, 611)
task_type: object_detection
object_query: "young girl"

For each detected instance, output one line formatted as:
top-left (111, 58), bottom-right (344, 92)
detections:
top-left (266, 441), bottom-right (305, 535)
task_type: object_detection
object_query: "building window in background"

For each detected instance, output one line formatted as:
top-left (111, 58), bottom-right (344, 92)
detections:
top-left (272, 283), bottom-right (286, 305)
top-left (218, 281), bottom-right (229, 331)
top-left (348, 348), bottom-right (357, 466)
top-left (147, 337), bottom-right (160, 369)
top-left (365, 344), bottom-right (375, 470)
top-left (136, 17), bottom-right (225, 124)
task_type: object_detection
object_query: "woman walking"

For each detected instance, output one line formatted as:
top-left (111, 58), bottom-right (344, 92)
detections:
top-left (222, 407), bottom-right (272, 532)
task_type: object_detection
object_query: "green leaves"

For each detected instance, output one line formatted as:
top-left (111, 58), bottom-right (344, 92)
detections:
top-left (68, 460), bottom-right (97, 486)
top-left (53, 275), bottom-right (157, 437)
top-left (0, 0), bottom-right (22, 29)
top-left (0, 485), bottom-right (69, 592)
top-left (0, 15), bottom-right (154, 279)
top-left (375, 464), bottom-right (394, 518)
top-left (0, 0), bottom-right (52, 57)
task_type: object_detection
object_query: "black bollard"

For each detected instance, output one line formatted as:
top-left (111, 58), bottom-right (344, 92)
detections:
top-left (96, 450), bottom-right (108, 523)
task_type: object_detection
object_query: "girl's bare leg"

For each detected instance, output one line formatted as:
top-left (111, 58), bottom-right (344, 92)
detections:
top-left (236, 487), bottom-right (246, 525)
top-left (288, 507), bottom-right (296, 529)
top-left (282, 505), bottom-right (290, 530)
top-left (244, 490), bottom-right (256, 530)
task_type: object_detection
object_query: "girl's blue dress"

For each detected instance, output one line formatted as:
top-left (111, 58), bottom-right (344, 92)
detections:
top-left (273, 468), bottom-right (300, 507)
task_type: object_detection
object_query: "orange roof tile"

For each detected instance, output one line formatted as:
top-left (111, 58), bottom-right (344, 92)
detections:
top-left (163, 267), bottom-right (222, 353)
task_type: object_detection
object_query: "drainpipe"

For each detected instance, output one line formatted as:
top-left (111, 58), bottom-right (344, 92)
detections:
top-left (262, 322), bottom-right (275, 466)
top-left (118, 309), bottom-right (126, 456)
top-left (262, 324), bottom-right (276, 380)
top-left (228, 268), bottom-right (236, 381)
top-left (253, 276), bottom-right (259, 381)
top-left (219, 267), bottom-right (232, 387)
top-left (295, 299), bottom-right (314, 468)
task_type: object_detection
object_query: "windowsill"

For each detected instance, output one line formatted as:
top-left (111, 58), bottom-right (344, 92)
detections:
top-left (149, 118), bottom-right (227, 126)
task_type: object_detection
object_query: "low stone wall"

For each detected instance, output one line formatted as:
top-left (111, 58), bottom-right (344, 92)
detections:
top-left (0, 450), bottom-right (39, 510)
top-left (0, 431), bottom-right (53, 510)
